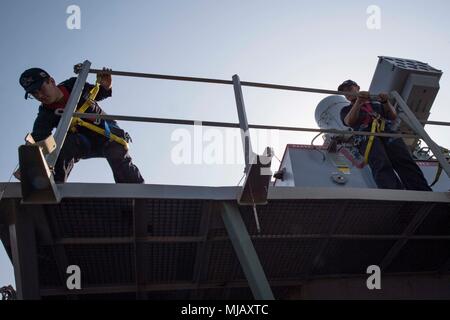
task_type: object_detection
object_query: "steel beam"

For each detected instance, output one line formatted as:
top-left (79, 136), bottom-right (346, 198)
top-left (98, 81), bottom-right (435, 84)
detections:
top-left (3, 183), bottom-right (449, 204)
top-left (55, 236), bottom-right (203, 245)
top-left (439, 255), bottom-right (450, 274)
top-left (189, 201), bottom-right (214, 300)
top-left (306, 201), bottom-right (350, 278)
top-left (223, 254), bottom-right (244, 300)
top-left (220, 201), bottom-right (274, 300)
top-left (380, 203), bottom-right (436, 271)
top-left (133, 199), bottom-right (148, 300)
top-left (45, 233), bottom-right (450, 246)
top-left (8, 200), bottom-right (40, 300)
top-left (31, 205), bottom-right (76, 299)
top-left (39, 272), bottom-right (450, 298)
top-left (0, 226), bottom-right (12, 266)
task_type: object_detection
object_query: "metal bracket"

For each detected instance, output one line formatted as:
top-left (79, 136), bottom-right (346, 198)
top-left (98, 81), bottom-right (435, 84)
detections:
top-left (18, 145), bottom-right (60, 204)
top-left (238, 147), bottom-right (273, 205)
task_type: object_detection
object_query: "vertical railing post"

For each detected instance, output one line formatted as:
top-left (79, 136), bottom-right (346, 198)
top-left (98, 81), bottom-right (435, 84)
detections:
top-left (9, 200), bottom-right (40, 300)
top-left (391, 91), bottom-right (450, 178)
top-left (232, 75), bottom-right (255, 172)
top-left (46, 60), bottom-right (91, 168)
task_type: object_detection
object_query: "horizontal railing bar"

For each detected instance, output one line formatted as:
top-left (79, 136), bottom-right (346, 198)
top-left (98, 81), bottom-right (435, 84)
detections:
top-left (240, 80), bottom-right (353, 96)
top-left (73, 112), bottom-right (418, 138)
top-left (88, 68), bottom-right (450, 127)
top-left (89, 68), bottom-right (233, 85)
top-left (88, 68), bottom-right (372, 97)
top-left (249, 124), bottom-right (416, 138)
top-left (88, 68), bottom-right (450, 126)
top-left (423, 120), bottom-right (450, 127)
top-left (72, 112), bottom-right (240, 128)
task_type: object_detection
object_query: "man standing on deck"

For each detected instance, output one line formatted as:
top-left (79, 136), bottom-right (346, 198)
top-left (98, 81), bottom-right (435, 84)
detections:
top-left (16, 65), bottom-right (144, 183)
top-left (338, 79), bottom-right (431, 191)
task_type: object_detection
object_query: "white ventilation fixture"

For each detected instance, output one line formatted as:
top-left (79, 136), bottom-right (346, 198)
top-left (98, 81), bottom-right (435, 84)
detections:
top-left (314, 95), bottom-right (353, 139)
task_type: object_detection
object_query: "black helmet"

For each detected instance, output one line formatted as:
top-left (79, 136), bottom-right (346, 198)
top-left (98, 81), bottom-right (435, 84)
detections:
top-left (19, 68), bottom-right (51, 99)
top-left (338, 79), bottom-right (359, 92)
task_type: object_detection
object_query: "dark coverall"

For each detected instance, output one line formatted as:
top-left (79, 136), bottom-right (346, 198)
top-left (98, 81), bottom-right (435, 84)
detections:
top-left (340, 100), bottom-right (431, 191)
top-left (31, 77), bottom-right (144, 183)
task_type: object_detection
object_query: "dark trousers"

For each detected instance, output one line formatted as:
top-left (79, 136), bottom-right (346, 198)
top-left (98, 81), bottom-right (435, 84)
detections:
top-left (359, 137), bottom-right (432, 191)
top-left (54, 132), bottom-right (144, 184)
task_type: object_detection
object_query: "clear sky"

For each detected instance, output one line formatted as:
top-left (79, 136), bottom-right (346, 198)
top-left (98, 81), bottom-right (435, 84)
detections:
top-left (1, 0), bottom-right (450, 290)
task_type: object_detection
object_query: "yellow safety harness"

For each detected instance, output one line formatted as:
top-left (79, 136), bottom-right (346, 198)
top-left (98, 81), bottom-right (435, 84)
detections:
top-left (363, 115), bottom-right (385, 164)
top-left (69, 83), bottom-right (129, 150)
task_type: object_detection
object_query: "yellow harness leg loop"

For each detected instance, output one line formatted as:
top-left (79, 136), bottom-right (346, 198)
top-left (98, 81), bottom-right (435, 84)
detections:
top-left (363, 117), bottom-right (385, 164)
top-left (72, 118), bottom-right (129, 149)
top-left (69, 82), bottom-right (129, 150)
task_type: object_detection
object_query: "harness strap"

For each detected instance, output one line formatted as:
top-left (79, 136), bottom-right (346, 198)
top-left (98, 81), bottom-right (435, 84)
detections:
top-left (104, 120), bottom-right (111, 140)
top-left (72, 118), bottom-right (129, 150)
top-left (429, 164), bottom-right (443, 188)
top-left (363, 117), bottom-right (385, 164)
top-left (69, 82), bottom-right (129, 149)
top-left (429, 147), bottom-right (449, 188)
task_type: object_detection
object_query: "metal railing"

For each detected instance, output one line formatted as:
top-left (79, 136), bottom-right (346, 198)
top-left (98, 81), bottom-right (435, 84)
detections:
top-left (52, 60), bottom-right (450, 179)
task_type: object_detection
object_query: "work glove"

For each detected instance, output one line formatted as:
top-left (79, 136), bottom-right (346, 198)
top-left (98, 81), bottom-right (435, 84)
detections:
top-left (377, 92), bottom-right (389, 103)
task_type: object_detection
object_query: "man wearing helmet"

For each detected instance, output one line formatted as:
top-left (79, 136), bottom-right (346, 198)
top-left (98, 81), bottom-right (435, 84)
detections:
top-left (338, 79), bottom-right (431, 191)
top-left (17, 66), bottom-right (144, 184)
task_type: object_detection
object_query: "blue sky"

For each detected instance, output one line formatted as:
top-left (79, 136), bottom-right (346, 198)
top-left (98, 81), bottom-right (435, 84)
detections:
top-left (1, 0), bottom-right (450, 290)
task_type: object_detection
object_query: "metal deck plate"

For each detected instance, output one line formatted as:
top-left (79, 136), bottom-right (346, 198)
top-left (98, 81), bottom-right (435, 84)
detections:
top-left (1, 183), bottom-right (449, 299)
